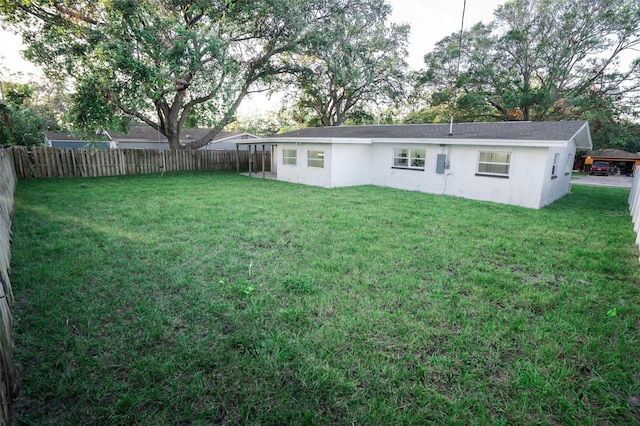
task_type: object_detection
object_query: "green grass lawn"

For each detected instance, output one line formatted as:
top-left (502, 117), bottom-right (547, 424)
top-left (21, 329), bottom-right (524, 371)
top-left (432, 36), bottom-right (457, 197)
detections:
top-left (9, 171), bottom-right (640, 424)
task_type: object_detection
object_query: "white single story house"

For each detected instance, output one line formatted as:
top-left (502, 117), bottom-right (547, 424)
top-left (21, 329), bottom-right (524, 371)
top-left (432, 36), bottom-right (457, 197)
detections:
top-left (238, 121), bottom-right (593, 209)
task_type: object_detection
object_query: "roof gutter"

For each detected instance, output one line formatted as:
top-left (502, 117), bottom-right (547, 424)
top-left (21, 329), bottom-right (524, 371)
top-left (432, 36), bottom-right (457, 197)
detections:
top-left (245, 137), bottom-right (572, 148)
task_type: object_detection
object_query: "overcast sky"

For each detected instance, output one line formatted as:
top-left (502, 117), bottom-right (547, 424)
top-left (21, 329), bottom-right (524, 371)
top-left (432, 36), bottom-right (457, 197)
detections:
top-left (0, 1), bottom-right (506, 116)
top-left (388, 0), bottom-right (505, 69)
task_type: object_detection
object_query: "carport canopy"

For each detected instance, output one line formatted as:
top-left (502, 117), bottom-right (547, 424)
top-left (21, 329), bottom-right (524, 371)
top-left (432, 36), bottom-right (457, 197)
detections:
top-left (583, 149), bottom-right (640, 174)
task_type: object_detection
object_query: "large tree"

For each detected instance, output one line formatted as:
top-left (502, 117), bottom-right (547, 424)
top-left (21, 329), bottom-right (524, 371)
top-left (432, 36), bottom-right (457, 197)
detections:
top-left (0, 0), bottom-right (356, 149)
top-left (0, 79), bottom-right (62, 146)
top-left (418, 0), bottom-right (640, 124)
top-left (282, 0), bottom-right (409, 127)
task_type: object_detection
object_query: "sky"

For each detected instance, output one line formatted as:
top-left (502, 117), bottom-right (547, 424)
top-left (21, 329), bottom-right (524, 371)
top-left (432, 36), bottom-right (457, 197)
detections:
top-left (0, 0), bottom-right (507, 115)
top-left (388, 0), bottom-right (505, 69)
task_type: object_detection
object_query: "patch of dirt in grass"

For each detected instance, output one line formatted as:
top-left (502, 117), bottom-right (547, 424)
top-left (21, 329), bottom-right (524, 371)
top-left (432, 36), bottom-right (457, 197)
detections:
top-left (629, 395), bottom-right (640, 420)
top-left (508, 267), bottom-right (565, 291)
top-left (578, 364), bottom-right (593, 379)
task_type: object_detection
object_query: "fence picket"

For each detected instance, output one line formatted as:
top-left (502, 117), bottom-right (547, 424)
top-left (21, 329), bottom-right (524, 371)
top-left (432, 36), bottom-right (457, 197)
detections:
top-left (0, 149), bottom-right (19, 425)
top-left (10, 147), bottom-right (270, 179)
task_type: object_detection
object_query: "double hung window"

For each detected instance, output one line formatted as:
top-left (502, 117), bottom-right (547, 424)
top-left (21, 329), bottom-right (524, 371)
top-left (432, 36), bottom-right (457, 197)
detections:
top-left (282, 149), bottom-right (297, 165)
top-left (308, 150), bottom-right (324, 168)
top-left (393, 148), bottom-right (426, 170)
top-left (551, 153), bottom-right (560, 178)
top-left (477, 152), bottom-right (511, 177)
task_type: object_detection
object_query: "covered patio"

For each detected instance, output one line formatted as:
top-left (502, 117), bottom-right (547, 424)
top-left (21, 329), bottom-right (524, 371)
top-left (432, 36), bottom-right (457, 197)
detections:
top-left (235, 141), bottom-right (276, 179)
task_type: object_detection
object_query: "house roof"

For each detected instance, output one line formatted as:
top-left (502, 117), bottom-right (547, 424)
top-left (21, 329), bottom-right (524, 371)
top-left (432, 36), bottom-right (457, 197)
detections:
top-left (252, 121), bottom-right (592, 150)
top-left (106, 126), bottom-right (249, 143)
top-left (45, 126), bottom-right (257, 144)
top-left (584, 149), bottom-right (640, 160)
top-left (44, 132), bottom-right (109, 142)
top-left (107, 126), bottom-right (210, 142)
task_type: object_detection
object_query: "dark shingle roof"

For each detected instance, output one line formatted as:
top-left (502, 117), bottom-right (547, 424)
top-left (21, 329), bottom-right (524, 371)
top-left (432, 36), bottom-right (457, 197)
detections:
top-left (107, 125), bottom-right (222, 141)
top-left (273, 121), bottom-right (588, 141)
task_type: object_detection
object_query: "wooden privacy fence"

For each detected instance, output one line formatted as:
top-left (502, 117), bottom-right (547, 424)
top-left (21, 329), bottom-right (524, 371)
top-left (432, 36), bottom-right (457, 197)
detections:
top-left (10, 146), bottom-right (270, 179)
top-left (0, 149), bottom-right (18, 425)
top-left (629, 167), bottom-right (640, 262)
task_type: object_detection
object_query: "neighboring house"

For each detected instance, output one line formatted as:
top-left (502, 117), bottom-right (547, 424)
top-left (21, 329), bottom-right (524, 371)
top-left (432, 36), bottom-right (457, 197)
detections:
top-left (45, 125), bottom-right (259, 150)
top-left (238, 121), bottom-right (592, 209)
top-left (582, 149), bottom-right (640, 175)
top-left (107, 125), bottom-right (260, 150)
top-left (198, 132), bottom-right (263, 151)
top-left (44, 132), bottom-right (110, 149)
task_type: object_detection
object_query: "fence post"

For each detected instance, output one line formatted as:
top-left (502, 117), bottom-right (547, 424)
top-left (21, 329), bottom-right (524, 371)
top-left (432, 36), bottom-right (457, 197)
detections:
top-left (0, 148), bottom-right (19, 425)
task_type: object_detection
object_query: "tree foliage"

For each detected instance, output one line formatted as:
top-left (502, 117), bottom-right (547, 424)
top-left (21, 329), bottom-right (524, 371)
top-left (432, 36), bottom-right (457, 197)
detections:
top-left (0, 80), bottom-right (62, 147)
top-left (0, 0), bottom-right (364, 149)
top-left (228, 113), bottom-right (282, 136)
top-left (282, 0), bottom-right (409, 126)
top-left (416, 0), bottom-right (640, 148)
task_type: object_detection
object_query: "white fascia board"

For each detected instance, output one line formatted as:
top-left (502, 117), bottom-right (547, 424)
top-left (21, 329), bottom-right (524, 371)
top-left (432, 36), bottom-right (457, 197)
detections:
top-left (241, 137), bottom-right (373, 145)
top-left (210, 135), bottom-right (239, 144)
top-left (329, 138), bottom-right (372, 144)
top-left (573, 122), bottom-right (593, 150)
top-left (372, 138), bottom-right (568, 148)
top-left (214, 133), bottom-right (260, 143)
top-left (243, 137), bottom-right (571, 148)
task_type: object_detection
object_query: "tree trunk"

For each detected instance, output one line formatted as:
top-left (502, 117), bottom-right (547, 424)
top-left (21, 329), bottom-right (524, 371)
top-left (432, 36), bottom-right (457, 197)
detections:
top-left (167, 132), bottom-right (181, 150)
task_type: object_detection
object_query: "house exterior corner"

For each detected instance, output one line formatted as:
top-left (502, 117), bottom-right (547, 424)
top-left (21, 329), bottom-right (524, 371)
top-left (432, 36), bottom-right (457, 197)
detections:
top-left (538, 140), bottom-right (579, 209)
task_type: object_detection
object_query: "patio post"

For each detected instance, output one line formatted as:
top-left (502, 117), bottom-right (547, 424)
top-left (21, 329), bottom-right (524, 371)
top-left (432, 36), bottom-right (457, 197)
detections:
top-left (235, 144), bottom-right (240, 173)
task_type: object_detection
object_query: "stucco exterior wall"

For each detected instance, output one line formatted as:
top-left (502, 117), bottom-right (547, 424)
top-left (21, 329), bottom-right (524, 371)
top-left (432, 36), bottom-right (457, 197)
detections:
top-left (117, 141), bottom-right (169, 150)
top-left (370, 143), bottom-right (549, 209)
top-left (48, 141), bottom-right (110, 149)
top-left (276, 143), bottom-right (333, 188)
top-left (538, 140), bottom-right (575, 208)
top-left (274, 141), bottom-right (573, 209)
top-left (330, 144), bottom-right (372, 187)
top-left (271, 146), bottom-right (278, 174)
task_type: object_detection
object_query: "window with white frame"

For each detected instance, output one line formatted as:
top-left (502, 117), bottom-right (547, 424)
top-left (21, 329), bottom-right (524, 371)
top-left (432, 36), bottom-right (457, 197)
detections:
top-left (551, 153), bottom-right (560, 178)
top-left (282, 149), bottom-right (297, 165)
top-left (393, 148), bottom-right (426, 170)
top-left (565, 153), bottom-right (573, 175)
top-left (308, 150), bottom-right (324, 168)
top-left (477, 151), bottom-right (511, 177)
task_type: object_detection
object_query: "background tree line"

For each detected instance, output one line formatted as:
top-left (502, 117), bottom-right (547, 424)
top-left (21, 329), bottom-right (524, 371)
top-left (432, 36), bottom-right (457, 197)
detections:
top-left (409, 0), bottom-right (640, 151)
top-left (0, 0), bottom-right (638, 151)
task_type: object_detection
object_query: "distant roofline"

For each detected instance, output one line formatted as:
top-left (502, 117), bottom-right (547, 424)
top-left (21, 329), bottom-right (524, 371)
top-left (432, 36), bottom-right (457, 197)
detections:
top-left (45, 128), bottom-right (258, 143)
top-left (584, 148), bottom-right (640, 160)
